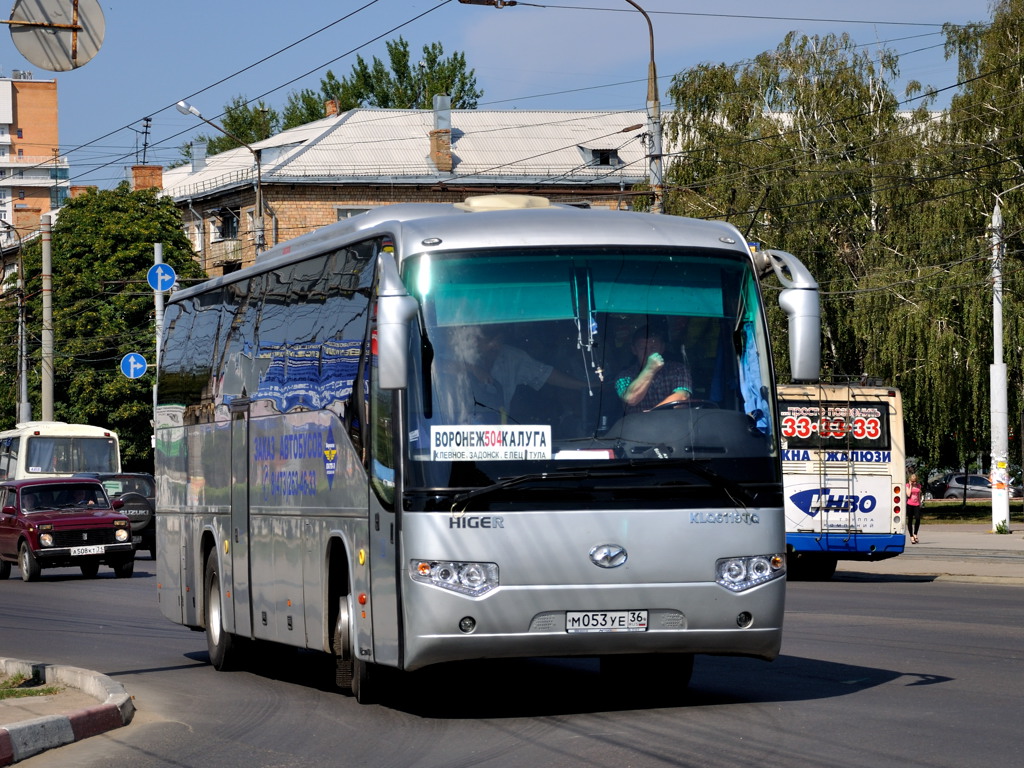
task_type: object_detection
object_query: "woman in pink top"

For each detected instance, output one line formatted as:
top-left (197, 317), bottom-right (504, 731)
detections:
top-left (906, 473), bottom-right (923, 544)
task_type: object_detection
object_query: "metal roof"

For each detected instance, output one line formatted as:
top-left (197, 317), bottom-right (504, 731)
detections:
top-left (162, 108), bottom-right (649, 202)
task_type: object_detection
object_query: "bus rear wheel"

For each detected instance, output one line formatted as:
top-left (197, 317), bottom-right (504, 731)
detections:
top-left (205, 554), bottom-right (239, 670)
top-left (334, 597), bottom-right (373, 703)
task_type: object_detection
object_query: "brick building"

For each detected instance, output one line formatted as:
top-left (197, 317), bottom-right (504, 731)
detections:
top-left (0, 71), bottom-right (69, 246)
top-left (160, 100), bottom-right (648, 276)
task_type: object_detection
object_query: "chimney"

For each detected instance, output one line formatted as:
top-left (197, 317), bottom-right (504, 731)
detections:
top-left (191, 141), bottom-right (207, 172)
top-left (325, 99), bottom-right (339, 117)
top-left (429, 94), bottom-right (452, 173)
top-left (131, 165), bottom-right (163, 191)
top-left (69, 185), bottom-right (96, 199)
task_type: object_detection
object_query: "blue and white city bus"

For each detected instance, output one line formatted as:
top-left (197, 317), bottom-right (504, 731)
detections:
top-left (155, 194), bottom-right (820, 702)
top-left (778, 380), bottom-right (907, 579)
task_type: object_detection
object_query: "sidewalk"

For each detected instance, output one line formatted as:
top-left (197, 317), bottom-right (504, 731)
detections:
top-left (834, 523), bottom-right (1024, 584)
top-left (0, 659), bottom-right (134, 765)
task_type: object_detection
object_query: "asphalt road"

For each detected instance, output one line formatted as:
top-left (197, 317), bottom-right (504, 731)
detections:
top-left (2, 557), bottom-right (1022, 768)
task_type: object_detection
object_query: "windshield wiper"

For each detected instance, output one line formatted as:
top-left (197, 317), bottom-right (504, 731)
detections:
top-left (644, 458), bottom-right (757, 507)
top-left (450, 467), bottom-right (634, 512)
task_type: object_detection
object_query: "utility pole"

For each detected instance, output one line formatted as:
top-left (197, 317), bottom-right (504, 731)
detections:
top-left (41, 214), bottom-right (53, 421)
top-left (153, 243), bottom-right (164, 449)
top-left (989, 200), bottom-right (1011, 533)
top-left (141, 116), bottom-right (152, 164)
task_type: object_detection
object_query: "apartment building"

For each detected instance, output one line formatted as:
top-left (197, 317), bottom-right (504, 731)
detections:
top-left (161, 99), bottom-right (649, 276)
top-left (0, 70), bottom-right (70, 248)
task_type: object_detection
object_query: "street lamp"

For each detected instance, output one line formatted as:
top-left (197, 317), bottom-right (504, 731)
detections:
top-left (457, 0), bottom-right (663, 213)
top-left (176, 100), bottom-right (266, 254)
top-left (622, 1), bottom-right (662, 214)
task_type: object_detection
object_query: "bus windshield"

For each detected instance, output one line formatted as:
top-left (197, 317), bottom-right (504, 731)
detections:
top-left (25, 436), bottom-right (120, 475)
top-left (402, 246), bottom-right (777, 495)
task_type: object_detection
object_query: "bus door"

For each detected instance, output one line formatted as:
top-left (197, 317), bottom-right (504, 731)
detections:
top-left (230, 398), bottom-right (252, 637)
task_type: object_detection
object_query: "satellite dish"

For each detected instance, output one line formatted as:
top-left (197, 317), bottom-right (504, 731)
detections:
top-left (8, 0), bottom-right (105, 72)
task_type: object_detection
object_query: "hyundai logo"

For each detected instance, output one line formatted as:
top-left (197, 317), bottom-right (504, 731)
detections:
top-left (589, 544), bottom-right (627, 568)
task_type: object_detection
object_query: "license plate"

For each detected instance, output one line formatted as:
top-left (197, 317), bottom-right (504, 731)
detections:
top-left (70, 545), bottom-right (105, 556)
top-left (566, 610), bottom-right (648, 633)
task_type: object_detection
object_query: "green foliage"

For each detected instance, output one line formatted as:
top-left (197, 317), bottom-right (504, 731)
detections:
top-left (0, 184), bottom-right (207, 471)
top-left (282, 37), bottom-right (483, 129)
top-left (663, 9), bottom-right (1024, 470)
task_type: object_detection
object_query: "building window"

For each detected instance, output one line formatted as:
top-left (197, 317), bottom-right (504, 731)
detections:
top-left (591, 149), bottom-right (620, 166)
top-left (210, 208), bottom-right (240, 241)
top-left (336, 207), bottom-right (371, 221)
top-left (16, 129), bottom-right (22, 139)
top-left (50, 187), bottom-right (69, 208)
top-left (17, 191), bottom-right (24, 200)
top-left (16, 149), bottom-right (23, 158)
top-left (578, 146), bottom-right (622, 167)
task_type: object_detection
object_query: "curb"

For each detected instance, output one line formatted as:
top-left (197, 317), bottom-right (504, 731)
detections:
top-left (0, 658), bottom-right (134, 765)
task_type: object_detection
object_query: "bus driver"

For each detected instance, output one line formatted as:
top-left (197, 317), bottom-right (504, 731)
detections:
top-left (615, 322), bottom-right (692, 414)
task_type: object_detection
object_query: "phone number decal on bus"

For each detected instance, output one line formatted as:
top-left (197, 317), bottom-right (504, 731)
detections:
top-left (430, 425), bottom-right (552, 461)
top-left (780, 414), bottom-right (881, 440)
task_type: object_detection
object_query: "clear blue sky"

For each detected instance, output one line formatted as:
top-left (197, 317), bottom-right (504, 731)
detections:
top-left (0, 0), bottom-right (995, 189)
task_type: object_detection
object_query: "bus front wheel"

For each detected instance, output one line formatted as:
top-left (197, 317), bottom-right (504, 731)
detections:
top-left (334, 596), bottom-right (372, 703)
top-left (205, 554), bottom-right (238, 670)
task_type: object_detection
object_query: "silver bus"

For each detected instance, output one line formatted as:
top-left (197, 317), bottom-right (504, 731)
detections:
top-left (156, 195), bottom-right (820, 702)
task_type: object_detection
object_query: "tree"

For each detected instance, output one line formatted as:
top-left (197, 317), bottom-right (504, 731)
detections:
top-left (282, 37), bottom-right (483, 129)
top-left (0, 184), bottom-right (207, 471)
top-left (662, 31), bottom-right (963, 467)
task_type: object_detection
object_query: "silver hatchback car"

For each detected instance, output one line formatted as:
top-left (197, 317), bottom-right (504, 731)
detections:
top-left (939, 473), bottom-right (1021, 499)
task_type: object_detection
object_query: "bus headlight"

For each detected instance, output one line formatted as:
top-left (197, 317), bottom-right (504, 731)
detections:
top-left (715, 554), bottom-right (786, 592)
top-left (411, 559), bottom-right (499, 597)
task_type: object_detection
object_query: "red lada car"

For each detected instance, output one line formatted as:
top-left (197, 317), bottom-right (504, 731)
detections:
top-left (0, 477), bottom-right (135, 581)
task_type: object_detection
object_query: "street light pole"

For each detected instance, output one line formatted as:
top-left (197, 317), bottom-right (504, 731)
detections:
top-left (176, 100), bottom-right (265, 254)
top-left (458, 0), bottom-right (662, 212)
top-left (623, 0), bottom-right (662, 214)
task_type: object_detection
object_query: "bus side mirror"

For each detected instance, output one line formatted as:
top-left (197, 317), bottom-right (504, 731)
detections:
top-left (376, 252), bottom-right (420, 390)
top-left (767, 250), bottom-right (821, 383)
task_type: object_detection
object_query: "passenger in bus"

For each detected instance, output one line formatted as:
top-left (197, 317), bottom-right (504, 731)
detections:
top-left (451, 326), bottom-right (585, 421)
top-left (615, 322), bottom-right (693, 414)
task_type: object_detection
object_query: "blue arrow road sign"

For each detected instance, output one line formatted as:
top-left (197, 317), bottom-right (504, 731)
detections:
top-left (147, 263), bottom-right (177, 292)
top-left (120, 353), bottom-right (148, 379)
